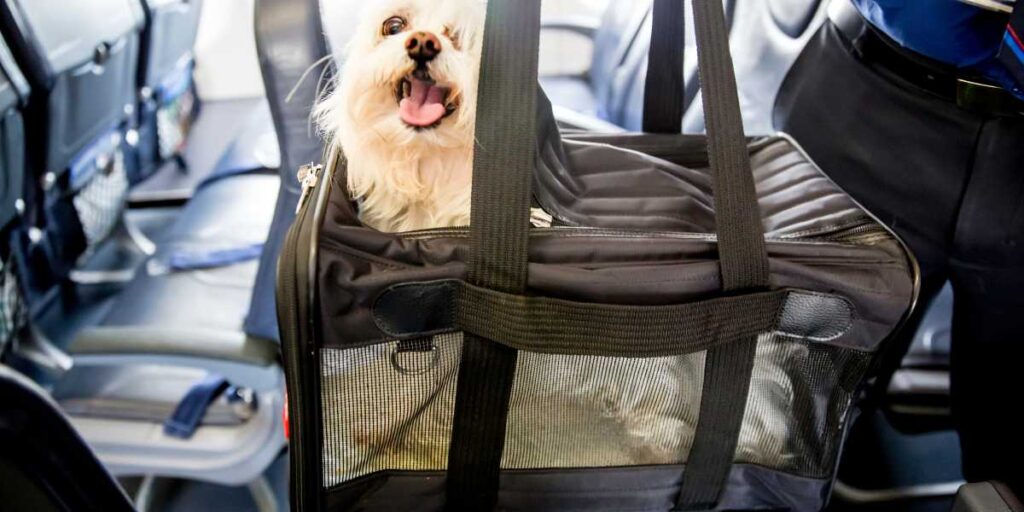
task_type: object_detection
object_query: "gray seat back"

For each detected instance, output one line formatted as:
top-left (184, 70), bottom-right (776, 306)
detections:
top-left (0, 35), bottom-right (26, 232)
top-left (138, 0), bottom-right (203, 91)
top-left (589, 0), bottom-right (652, 119)
top-left (0, 0), bottom-right (144, 298)
top-left (0, 36), bottom-right (27, 353)
top-left (132, 0), bottom-right (204, 183)
top-left (0, 0), bottom-right (144, 176)
top-left (247, 0), bottom-right (329, 342)
top-left (623, 0), bottom-right (830, 134)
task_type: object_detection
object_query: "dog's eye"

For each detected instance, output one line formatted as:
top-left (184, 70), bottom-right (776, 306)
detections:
top-left (382, 16), bottom-right (407, 36)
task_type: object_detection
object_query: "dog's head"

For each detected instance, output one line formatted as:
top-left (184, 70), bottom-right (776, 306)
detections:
top-left (319, 0), bottom-right (484, 152)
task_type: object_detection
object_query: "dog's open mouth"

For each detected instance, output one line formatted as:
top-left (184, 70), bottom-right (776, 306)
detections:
top-left (396, 69), bottom-right (457, 128)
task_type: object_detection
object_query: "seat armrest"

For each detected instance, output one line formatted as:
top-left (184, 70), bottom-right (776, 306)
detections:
top-left (954, 482), bottom-right (1024, 512)
top-left (71, 327), bottom-right (278, 366)
top-left (541, 16), bottom-right (600, 38)
top-left (69, 327), bottom-right (281, 390)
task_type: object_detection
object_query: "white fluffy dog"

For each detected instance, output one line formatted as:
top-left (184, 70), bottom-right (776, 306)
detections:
top-left (316, 0), bottom-right (485, 232)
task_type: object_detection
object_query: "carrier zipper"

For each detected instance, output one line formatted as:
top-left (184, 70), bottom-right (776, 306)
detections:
top-left (791, 222), bottom-right (890, 245)
top-left (295, 163), bottom-right (323, 214)
top-left (279, 192), bottom-right (308, 509)
top-left (400, 226), bottom-right (720, 241)
top-left (280, 183), bottom-right (313, 510)
top-left (399, 220), bottom-right (889, 245)
top-left (279, 154), bottom-right (334, 511)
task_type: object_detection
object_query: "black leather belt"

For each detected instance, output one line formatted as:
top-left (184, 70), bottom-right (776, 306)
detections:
top-left (828, 0), bottom-right (1024, 117)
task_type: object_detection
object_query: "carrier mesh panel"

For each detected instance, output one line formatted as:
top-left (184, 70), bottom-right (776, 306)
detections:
top-left (321, 333), bottom-right (462, 486)
top-left (72, 149), bottom-right (129, 250)
top-left (320, 334), bottom-right (870, 488)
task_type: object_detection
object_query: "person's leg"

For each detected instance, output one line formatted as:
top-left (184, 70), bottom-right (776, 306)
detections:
top-left (773, 20), bottom-right (981, 389)
top-left (949, 116), bottom-right (1024, 495)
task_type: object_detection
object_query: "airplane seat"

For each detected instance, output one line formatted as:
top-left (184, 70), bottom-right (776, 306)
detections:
top-left (884, 284), bottom-right (954, 432)
top-left (0, 3), bottom-right (286, 491)
top-left (25, 0), bottom-right (332, 492)
top-left (38, 167), bottom-right (286, 494)
top-left (0, 0), bottom-right (145, 302)
top-left (539, 0), bottom-right (652, 122)
top-left (50, 156), bottom-right (285, 489)
top-left (0, 35), bottom-right (28, 359)
top-left (246, 0), bottom-right (329, 344)
top-left (130, 0), bottom-right (204, 185)
top-left (548, 0), bottom-right (830, 136)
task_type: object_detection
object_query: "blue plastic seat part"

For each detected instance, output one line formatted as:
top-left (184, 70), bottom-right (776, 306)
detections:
top-left (68, 129), bottom-right (124, 191)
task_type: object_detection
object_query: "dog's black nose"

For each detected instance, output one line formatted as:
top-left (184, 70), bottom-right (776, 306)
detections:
top-left (406, 31), bottom-right (441, 62)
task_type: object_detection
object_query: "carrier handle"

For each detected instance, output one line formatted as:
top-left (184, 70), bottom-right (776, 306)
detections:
top-left (643, 0), bottom-right (687, 134)
top-left (449, 1), bottom-right (771, 509)
top-left (374, 281), bottom-right (854, 357)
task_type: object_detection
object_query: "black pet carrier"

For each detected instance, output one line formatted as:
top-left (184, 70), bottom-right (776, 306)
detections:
top-left (277, 1), bottom-right (918, 510)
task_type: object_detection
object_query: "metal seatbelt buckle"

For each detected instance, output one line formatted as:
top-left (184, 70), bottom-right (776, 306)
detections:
top-left (956, 79), bottom-right (1024, 116)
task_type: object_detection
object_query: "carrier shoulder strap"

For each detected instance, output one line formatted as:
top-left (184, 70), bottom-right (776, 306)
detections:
top-left (445, 1), bottom-right (542, 510)
top-left (675, 1), bottom-right (769, 510)
top-left (643, 0), bottom-right (686, 134)
top-left (446, 1), bottom-right (768, 510)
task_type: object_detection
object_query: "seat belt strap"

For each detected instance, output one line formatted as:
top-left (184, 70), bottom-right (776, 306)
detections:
top-left (164, 374), bottom-right (230, 439)
top-left (166, 243), bottom-right (265, 272)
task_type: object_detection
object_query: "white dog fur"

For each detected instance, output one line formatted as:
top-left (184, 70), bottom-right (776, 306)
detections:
top-left (316, 0), bottom-right (485, 232)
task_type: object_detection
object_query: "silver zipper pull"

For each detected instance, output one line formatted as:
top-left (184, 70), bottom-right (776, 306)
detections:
top-left (530, 207), bottom-right (553, 228)
top-left (295, 163), bottom-right (323, 214)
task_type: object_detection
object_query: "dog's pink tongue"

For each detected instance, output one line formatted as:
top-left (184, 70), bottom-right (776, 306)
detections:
top-left (400, 78), bottom-right (447, 127)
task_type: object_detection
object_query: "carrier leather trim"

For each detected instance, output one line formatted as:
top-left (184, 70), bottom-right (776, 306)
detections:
top-left (374, 280), bottom-right (853, 355)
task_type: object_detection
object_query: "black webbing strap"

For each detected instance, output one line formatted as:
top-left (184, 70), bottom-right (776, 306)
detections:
top-left (675, 1), bottom-right (771, 510)
top-left (445, 0), bottom-right (768, 508)
top-left (444, 0), bottom-right (542, 510)
top-left (643, 0), bottom-right (686, 133)
top-left (454, 283), bottom-right (787, 357)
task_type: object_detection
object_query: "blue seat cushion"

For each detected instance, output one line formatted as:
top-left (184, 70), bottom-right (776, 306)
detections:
top-left (88, 173), bottom-right (278, 333)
